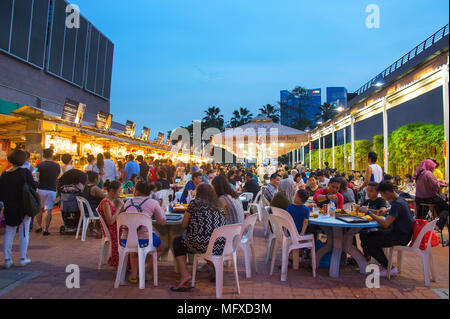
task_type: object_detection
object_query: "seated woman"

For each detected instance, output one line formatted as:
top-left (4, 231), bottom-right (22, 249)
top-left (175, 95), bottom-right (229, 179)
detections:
top-left (211, 174), bottom-right (244, 224)
top-left (81, 171), bottom-right (106, 238)
top-left (123, 174), bottom-right (138, 194)
top-left (414, 159), bottom-right (449, 229)
top-left (121, 182), bottom-right (166, 283)
top-left (304, 175), bottom-right (319, 198)
top-left (156, 170), bottom-right (171, 190)
top-left (171, 184), bottom-right (227, 292)
top-left (270, 191), bottom-right (291, 212)
top-left (97, 181), bottom-right (124, 269)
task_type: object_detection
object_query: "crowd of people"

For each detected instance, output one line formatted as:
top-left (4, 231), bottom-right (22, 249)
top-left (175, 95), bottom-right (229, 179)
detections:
top-left (0, 147), bottom-right (448, 287)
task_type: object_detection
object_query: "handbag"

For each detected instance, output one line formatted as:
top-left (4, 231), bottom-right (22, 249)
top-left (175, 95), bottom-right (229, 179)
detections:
top-left (409, 219), bottom-right (439, 250)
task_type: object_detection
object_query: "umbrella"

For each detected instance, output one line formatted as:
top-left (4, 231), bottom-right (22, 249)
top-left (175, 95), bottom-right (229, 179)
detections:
top-left (211, 115), bottom-right (309, 165)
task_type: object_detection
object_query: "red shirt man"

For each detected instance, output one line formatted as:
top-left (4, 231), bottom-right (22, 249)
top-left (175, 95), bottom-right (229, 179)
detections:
top-left (313, 178), bottom-right (344, 209)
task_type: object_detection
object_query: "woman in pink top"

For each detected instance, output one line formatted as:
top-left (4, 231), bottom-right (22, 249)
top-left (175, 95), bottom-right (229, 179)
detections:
top-left (414, 159), bottom-right (449, 227)
top-left (121, 182), bottom-right (166, 283)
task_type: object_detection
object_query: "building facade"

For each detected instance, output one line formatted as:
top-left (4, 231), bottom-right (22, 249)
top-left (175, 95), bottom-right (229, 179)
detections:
top-left (326, 87), bottom-right (348, 109)
top-left (280, 89), bottom-right (321, 127)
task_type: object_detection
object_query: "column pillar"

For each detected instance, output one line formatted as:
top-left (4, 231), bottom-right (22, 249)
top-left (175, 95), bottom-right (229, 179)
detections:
top-left (351, 116), bottom-right (355, 171)
top-left (332, 125), bottom-right (335, 169)
top-left (382, 98), bottom-right (389, 174)
top-left (442, 65), bottom-right (449, 180)
top-left (343, 126), bottom-right (347, 174)
top-left (318, 134), bottom-right (321, 170)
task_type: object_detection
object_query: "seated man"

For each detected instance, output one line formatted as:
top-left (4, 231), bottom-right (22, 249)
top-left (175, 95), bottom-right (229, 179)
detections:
top-left (313, 177), bottom-right (344, 209)
top-left (359, 182), bottom-right (388, 216)
top-left (243, 171), bottom-right (261, 200)
top-left (179, 171), bottom-right (203, 204)
top-left (360, 181), bottom-right (415, 277)
top-left (264, 173), bottom-right (281, 203)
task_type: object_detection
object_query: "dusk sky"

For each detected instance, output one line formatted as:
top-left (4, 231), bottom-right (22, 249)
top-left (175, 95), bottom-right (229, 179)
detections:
top-left (73, 0), bottom-right (449, 139)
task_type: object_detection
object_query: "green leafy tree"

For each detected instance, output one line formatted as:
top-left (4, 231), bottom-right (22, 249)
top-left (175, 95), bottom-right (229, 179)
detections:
top-left (202, 106), bottom-right (224, 130)
top-left (228, 107), bottom-right (254, 128)
top-left (316, 102), bottom-right (337, 123)
top-left (259, 104), bottom-right (280, 123)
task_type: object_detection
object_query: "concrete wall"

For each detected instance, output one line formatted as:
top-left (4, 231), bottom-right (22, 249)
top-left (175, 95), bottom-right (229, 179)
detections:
top-left (0, 51), bottom-right (110, 117)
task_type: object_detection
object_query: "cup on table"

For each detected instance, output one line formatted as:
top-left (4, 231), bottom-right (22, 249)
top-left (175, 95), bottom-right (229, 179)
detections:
top-left (312, 207), bottom-right (319, 219)
top-left (353, 204), bottom-right (360, 212)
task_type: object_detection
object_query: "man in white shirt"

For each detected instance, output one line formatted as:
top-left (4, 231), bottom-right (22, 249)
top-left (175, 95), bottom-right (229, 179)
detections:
top-left (103, 152), bottom-right (119, 182)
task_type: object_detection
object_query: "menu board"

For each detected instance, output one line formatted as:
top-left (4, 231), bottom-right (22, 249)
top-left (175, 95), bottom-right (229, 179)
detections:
top-left (124, 121), bottom-right (137, 137)
top-left (157, 132), bottom-right (164, 144)
top-left (0, 140), bottom-right (11, 174)
top-left (166, 137), bottom-right (172, 146)
top-left (62, 98), bottom-right (85, 125)
top-left (95, 111), bottom-right (112, 131)
top-left (141, 127), bottom-right (150, 141)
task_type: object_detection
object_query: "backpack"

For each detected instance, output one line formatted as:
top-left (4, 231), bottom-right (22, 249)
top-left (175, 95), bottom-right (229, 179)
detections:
top-left (124, 198), bottom-right (150, 213)
top-left (23, 182), bottom-right (41, 217)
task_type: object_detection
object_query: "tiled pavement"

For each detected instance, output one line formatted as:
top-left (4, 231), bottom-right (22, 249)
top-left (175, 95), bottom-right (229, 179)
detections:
top-left (0, 211), bottom-right (448, 299)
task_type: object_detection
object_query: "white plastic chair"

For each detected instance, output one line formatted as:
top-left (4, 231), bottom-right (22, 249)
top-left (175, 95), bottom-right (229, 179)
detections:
top-left (75, 196), bottom-right (100, 241)
top-left (192, 224), bottom-right (242, 299)
top-left (238, 214), bottom-right (258, 278)
top-left (387, 219), bottom-right (438, 286)
top-left (114, 213), bottom-right (159, 289)
top-left (240, 192), bottom-right (254, 202)
top-left (97, 208), bottom-right (111, 270)
top-left (269, 207), bottom-right (316, 281)
top-left (248, 189), bottom-right (263, 221)
top-left (264, 206), bottom-right (278, 265)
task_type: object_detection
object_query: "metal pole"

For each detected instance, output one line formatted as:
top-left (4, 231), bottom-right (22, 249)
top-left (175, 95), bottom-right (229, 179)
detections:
top-left (442, 64), bottom-right (449, 180)
top-left (318, 134), bottom-right (321, 170)
top-left (343, 126), bottom-right (347, 174)
top-left (351, 115), bottom-right (355, 171)
top-left (382, 98), bottom-right (389, 173)
top-left (309, 138), bottom-right (312, 169)
top-left (323, 136), bottom-right (326, 169)
top-left (332, 125), bottom-right (335, 169)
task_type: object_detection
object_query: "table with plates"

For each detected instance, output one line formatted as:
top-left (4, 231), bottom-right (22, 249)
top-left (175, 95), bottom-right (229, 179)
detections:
top-left (309, 214), bottom-right (379, 278)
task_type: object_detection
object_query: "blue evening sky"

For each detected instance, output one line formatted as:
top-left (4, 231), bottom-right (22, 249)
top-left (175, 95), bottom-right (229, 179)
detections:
top-left (73, 0), bottom-right (449, 139)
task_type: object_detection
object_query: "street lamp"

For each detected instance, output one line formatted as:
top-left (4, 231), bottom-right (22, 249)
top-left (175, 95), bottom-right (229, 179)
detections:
top-left (337, 106), bottom-right (344, 112)
top-left (317, 118), bottom-right (323, 125)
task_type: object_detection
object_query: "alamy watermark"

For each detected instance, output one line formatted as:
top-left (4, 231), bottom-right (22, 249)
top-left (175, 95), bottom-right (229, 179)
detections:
top-left (365, 4), bottom-right (380, 29)
top-left (365, 264), bottom-right (380, 288)
top-left (169, 121), bottom-right (282, 164)
top-left (66, 4), bottom-right (80, 29)
top-left (66, 264), bottom-right (80, 288)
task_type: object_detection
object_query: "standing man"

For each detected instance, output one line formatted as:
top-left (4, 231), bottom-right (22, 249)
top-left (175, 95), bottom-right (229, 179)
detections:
top-left (264, 173), bottom-right (281, 203)
top-left (356, 152), bottom-right (384, 198)
top-left (35, 148), bottom-right (60, 236)
top-left (136, 155), bottom-right (149, 182)
top-left (103, 152), bottom-right (119, 182)
top-left (124, 154), bottom-right (140, 182)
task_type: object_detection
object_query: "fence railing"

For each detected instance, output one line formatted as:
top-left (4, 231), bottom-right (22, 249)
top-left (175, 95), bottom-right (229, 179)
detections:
top-left (355, 23), bottom-right (449, 96)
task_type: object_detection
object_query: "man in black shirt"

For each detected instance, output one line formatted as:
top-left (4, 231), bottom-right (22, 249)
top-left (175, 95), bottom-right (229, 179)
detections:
top-left (35, 148), bottom-right (61, 236)
top-left (243, 172), bottom-right (261, 200)
top-left (360, 181), bottom-right (415, 277)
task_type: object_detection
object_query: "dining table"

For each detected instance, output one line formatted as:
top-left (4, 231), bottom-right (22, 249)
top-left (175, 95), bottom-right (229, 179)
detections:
top-left (309, 214), bottom-right (379, 278)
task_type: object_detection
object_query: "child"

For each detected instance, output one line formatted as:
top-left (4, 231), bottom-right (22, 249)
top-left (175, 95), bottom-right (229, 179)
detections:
top-left (286, 189), bottom-right (315, 236)
top-left (359, 182), bottom-right (388, 216)
top-left (151, 181), bottom-right (164, 207)
top-left (123, 174), bottom-right (138, 194)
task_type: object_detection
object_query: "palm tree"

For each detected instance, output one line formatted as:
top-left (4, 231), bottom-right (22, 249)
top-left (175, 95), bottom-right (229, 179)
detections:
top-left (228, 107), bottom-right (254, 128)
top-left (316, 102), bottom-right (337, 123)
top-left (259, 104), bottom-right (280, 123)
top-left (202, 106), bottom-right (224, 130)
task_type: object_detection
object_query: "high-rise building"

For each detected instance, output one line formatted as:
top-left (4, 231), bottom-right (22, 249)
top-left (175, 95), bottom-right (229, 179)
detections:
top-left (326, 87), bottom-right (348, 109)
top-left (280, 89), bottom-right (321, 127)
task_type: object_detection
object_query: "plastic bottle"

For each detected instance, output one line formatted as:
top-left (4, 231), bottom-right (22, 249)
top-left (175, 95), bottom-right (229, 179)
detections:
top-left (329, 200), bottom-right (336, 218)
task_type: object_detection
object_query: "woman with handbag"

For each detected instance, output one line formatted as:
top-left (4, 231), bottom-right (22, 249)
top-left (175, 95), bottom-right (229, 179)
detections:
top-left (0, 149), bottom-right (37, 268)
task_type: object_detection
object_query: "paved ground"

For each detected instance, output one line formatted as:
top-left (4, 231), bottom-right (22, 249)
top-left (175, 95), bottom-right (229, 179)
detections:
top-left (0, 210), bottom-right (448, 299)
